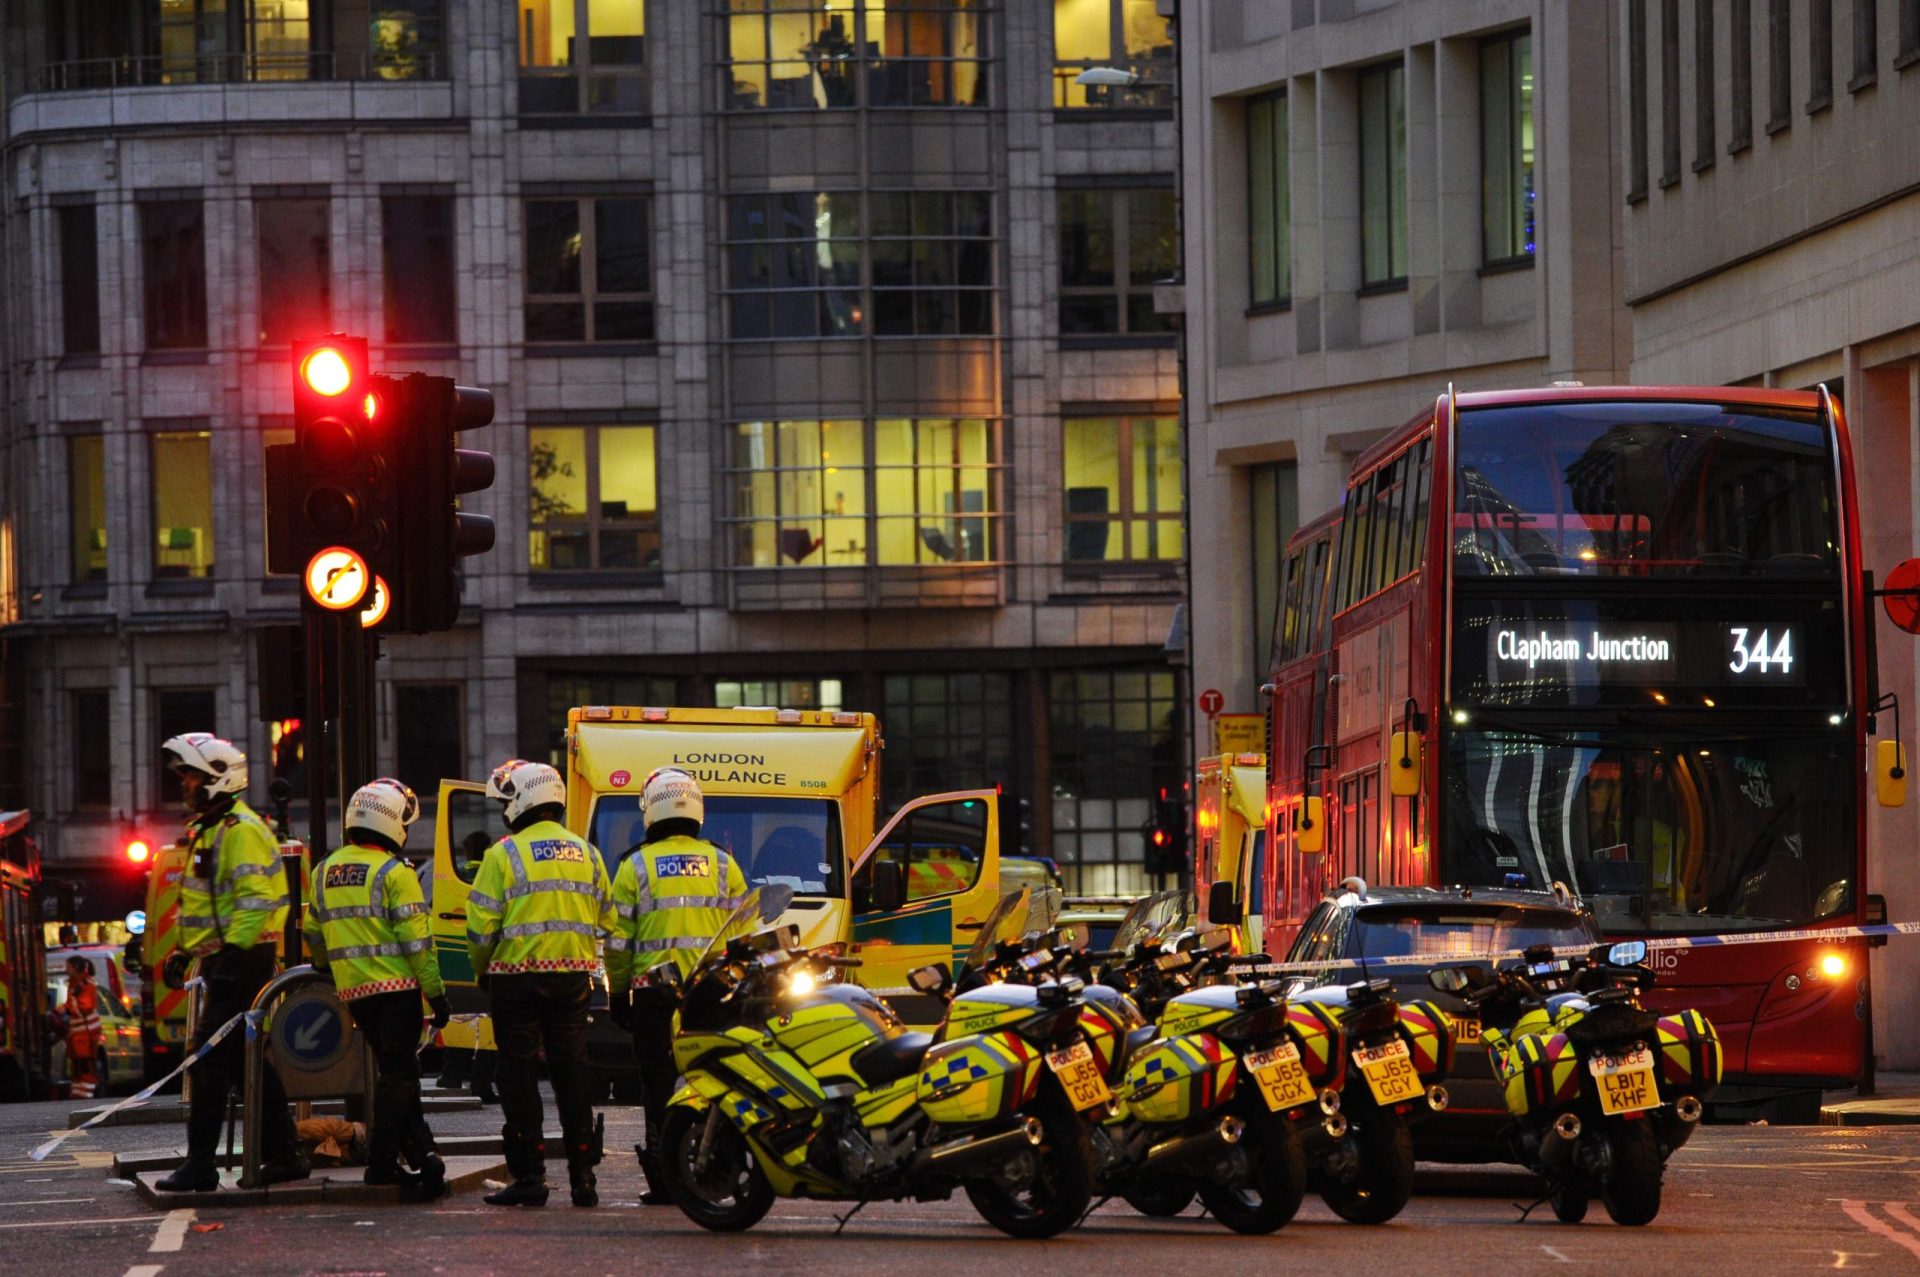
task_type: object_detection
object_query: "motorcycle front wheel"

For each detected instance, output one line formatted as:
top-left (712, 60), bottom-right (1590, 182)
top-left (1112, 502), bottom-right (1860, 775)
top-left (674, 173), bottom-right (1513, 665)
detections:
top-left (962, 1097), bottom-right (1095, 1239)
top-left (1319, 1112), bottom-right (1415, 1225)
top-left (1196, 1107), bottom-right (1308, 1235)
top-left (1600, 1121), bottom-right (1663, 1226)
top-left (660, 1106), bottom-right (775, 1233)
top-left (1122, 1183), bottom-right (1197, 1217)
top-left (1550, 1178), bottom-right (1590, 1223)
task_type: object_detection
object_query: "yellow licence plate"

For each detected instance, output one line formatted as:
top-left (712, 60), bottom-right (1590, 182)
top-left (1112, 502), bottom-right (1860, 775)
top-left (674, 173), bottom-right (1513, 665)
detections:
top-left (1243, 1042), bottom-right (1317, 1113)
top-left (1354, 1038), bottom-right (1424, 1106)
top-left (1450, 1014), bottom-right (1482, 1046)
top-left (1046, 1041), bottom-right (1113, 1112)
top-left (1591, 1046), bottom-right (1660, 1115)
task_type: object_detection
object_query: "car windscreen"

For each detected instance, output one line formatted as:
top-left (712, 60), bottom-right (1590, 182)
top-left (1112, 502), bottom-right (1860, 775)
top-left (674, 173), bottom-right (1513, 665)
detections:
top-left (589, 794), bottom-right (845, 897)
top-left (1347, 905), bottom-right (1598, 960)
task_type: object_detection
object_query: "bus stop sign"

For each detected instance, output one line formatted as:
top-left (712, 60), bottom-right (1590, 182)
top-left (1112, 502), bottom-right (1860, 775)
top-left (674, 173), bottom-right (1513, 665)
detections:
top-left (1885, 559), bottom-right (1920, 635)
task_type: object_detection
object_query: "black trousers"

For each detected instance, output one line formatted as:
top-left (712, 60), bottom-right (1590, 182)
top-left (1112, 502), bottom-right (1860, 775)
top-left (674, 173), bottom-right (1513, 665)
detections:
top-left (630, 986), bottom-right (678, 1151)
top-left (490, 972), bottom-right (595, 1177)
top-left (186, 945), bottom-right (297, 1163)
top-left (350, 989), bottom-right (438, 1173)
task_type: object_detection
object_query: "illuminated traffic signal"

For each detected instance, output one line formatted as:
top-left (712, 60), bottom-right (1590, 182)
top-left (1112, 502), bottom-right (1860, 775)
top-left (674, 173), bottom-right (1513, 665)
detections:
top-left (1143, 785), bottom-right (1187, 878)
top-left (125, 838), bottom-right (151, 865)
top-left (391, 374), bottom-right (496, 633)
top-left (267, 337), bottom-right (398, 581)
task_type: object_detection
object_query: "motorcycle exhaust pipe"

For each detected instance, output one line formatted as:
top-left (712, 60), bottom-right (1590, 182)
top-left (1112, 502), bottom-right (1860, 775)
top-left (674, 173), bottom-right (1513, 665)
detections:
top-left (1140, 1116), bottom-right (1245, 1176)
top-left (914, 1115), bottom-right (1045, 1175)
top-left (1539, 1112), bottom-right (1582, 1174)
top-left (1425, 1084), bottom-right (1449, 1113)
top-left (1674, 1095), bottom-right (1703, 1124)
top-left (1322, 1111), bottom-right (1349, 1141)
top-left (1318, 1088), bottom-right (1342, 1116)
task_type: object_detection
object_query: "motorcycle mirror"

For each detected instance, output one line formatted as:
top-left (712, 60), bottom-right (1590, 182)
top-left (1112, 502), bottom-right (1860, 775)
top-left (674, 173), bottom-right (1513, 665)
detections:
top-left (1198, 926), bottom-right (1233, 952)
top-left (1605, 940), bottom-right (1649, 967)
top-left (1428, 966), bottom-right (1473, 994)
top-left (1056, 922), bottom-right (1089, 951)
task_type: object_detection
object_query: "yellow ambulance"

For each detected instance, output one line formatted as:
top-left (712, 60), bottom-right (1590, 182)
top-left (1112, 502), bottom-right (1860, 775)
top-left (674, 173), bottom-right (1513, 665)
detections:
top-left (1194, 752), bottom-right (1267, 954)
top-left (430, 706), bottom-right (1006, 1017)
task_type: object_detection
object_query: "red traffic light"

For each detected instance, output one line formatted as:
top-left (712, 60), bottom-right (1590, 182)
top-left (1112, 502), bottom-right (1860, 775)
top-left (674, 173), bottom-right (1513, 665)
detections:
top-left (300, 347), bottom-right (354, 397)
top-left (125, 839), bottom-right (152, 864)
top-left (1151, 830), bottom-right (1169, 848)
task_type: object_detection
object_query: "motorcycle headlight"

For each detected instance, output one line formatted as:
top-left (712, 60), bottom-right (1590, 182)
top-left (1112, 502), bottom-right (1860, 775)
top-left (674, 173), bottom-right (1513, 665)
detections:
top-left (786, 969), bottom-right (816, 998)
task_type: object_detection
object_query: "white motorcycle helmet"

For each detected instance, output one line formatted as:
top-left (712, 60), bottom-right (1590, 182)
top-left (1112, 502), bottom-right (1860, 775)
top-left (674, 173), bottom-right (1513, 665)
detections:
top-left (491, 760), bottom-right (567, 827)
top-left (642, 767), bottom-right (704, 830)
top-left (162, 732), bottom-right (249, 809)
top-left (344, 778), bottom-right (420, 850)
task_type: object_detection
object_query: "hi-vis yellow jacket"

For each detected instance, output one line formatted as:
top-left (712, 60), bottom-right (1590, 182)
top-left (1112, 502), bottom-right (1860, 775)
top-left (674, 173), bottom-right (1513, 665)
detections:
top-left (178, 800), bottom-right (290, 955)
top-left (465, 820), bottom-right (616, 977)
top-left (304, 845), bottom-right (444, 1002)
top-left (605, 835), bottom-right (750, 986)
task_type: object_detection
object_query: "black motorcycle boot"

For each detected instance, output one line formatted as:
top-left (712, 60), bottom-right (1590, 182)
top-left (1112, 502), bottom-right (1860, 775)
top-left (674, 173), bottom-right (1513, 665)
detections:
top-left (635, 1144), bottom-right (674, 1206)
top-left (155, 1156), bottom-right (220, 1193)
top-left (415, 1152), bottom-right (449, 1200)
top-left (364, 1163), bottom-right (426, 1196)
top-left (487, 1130), bottom-right (548, 1206)
top-left (569, 1164), bottom-right (599, 1208)
top-left (257, 1151), bottom-right (312, 1186)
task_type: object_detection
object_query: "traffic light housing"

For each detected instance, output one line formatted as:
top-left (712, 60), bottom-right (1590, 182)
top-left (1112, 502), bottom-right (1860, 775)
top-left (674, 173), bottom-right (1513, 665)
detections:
top-left (391, 374), bottom-right (495, 633)
top-left (268, 337), bottom-right (398, 580)
top-left (1143, 785), bottom-right (1188, 878)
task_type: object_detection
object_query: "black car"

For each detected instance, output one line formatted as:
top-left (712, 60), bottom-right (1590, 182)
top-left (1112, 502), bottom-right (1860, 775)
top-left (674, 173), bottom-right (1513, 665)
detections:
top-left (1283, 880), bottom-right (1605, 1163)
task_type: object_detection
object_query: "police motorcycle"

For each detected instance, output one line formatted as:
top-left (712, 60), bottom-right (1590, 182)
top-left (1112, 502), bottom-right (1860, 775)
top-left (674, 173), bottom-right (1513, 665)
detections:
top-left (654, 886), bottom-right (1094, 1238)
top-left (1090, 895), bottom-right (1453, 1227)
top-left (1429, 940), bottom-right (1720, 1226)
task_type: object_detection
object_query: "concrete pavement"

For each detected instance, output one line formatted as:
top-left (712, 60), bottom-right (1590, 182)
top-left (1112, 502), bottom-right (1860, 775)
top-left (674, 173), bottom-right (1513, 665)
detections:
top-left (3, 1094), bottom-right (1919, 1274)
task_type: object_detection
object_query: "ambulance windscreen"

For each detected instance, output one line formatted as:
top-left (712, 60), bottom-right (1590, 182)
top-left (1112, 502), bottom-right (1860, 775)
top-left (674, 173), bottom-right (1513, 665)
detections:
top-left (590, 795), bottom-right (845, 897)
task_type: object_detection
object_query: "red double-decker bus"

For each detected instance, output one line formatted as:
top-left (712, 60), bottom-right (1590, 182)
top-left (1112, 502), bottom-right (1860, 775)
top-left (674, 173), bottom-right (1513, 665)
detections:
top-left (1258, 385), bottom-right (1900, 1121)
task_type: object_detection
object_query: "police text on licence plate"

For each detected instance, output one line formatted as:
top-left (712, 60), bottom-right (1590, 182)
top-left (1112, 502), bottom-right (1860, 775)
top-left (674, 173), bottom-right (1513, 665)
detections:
top-left (1243, 1041), bottom-right (1317, 1112)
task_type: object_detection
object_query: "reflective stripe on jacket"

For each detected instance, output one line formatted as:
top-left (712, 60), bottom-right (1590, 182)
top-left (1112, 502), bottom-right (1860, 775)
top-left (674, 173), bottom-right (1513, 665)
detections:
top-left (178, 800), bottom-right (290, 955)
top-left (605, 834), bottom-right (750, 987)
top-left (465, 821), bottom-right (615, 978)
top-left (304, 844), bottom-right (445, 1002)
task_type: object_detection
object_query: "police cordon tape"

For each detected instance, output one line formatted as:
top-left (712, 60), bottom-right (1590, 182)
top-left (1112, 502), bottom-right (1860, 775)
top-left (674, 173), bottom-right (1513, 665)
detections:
top-left (29, 1004), bottom-right (258, 1162)
top-left (1225, 917), bottom-right (1920, 978)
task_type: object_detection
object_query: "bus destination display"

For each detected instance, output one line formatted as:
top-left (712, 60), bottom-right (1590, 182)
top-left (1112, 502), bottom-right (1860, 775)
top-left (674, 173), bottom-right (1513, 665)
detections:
top-left (1454, 596), bottom-right (1841, 708)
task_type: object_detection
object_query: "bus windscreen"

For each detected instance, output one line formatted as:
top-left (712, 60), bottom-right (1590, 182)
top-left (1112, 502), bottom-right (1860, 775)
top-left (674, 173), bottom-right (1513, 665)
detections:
top-left (1454, 402), bottom-right (1838, 578)
top-left (1441, 729), bottom-right (1855, 934)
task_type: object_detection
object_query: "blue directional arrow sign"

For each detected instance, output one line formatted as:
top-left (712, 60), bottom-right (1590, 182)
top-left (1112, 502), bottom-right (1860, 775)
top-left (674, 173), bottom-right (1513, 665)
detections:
top-left (274, 990), bottom-right (350, 1072)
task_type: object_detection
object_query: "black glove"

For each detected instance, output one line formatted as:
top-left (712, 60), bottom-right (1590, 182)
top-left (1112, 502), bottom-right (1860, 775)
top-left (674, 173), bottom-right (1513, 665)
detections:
top-left (476, 971), bottom-right (491, 993)
top-left (607, 989), bottom-right (634, 1032)
top-left (428, 995), bottom-right (452, 1031)
top-left (163, 950), bottom-right (192, 988)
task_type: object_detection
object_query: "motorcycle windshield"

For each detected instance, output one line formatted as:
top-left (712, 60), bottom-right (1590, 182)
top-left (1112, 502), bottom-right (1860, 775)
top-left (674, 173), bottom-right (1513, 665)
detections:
top-left (963, 888), bottom-right (1032, 973)
top-left (1111, 888), bottom-right (1190, 954)
top-left (1025, 885), bottom-right (1065, 938)
top-left (688, 884), bottom-right (796, 975)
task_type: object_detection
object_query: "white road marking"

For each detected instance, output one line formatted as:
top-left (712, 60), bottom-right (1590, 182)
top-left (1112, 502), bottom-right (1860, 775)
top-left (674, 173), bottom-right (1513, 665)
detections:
top-left (0, 1217), bottom-right (153, 1231)
top-left (1830, 1252), bottom-right (1876, 1269)
top-left (124, 1266), bottom-right (165, 1277)
top-left (151, 1208), bottom-right (195, 1253)
top-left (0, 1197), bottom-right (97, 1207)
top-left (1539, 1245), bottom-right (1574, 1264)
top-left (1839, 1201), bottom-right (1920, 1263)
